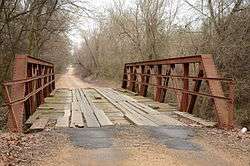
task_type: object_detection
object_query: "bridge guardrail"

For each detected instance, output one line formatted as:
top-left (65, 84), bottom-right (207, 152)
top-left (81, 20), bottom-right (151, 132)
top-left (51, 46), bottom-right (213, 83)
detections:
top-left (2, 55), bottom-right (55, 132)
top-left (122, 54), bottom-right (235, 129)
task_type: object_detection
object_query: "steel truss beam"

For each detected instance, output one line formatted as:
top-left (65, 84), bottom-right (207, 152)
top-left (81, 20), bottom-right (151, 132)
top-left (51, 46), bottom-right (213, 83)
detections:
top-left (2, 55), bottom-right (55, 132)
top-left (122, 55), bottom-right (235, 129)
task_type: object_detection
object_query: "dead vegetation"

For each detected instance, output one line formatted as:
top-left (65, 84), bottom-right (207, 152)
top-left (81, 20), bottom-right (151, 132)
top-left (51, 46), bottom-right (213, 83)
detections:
top-left (0, 0), bottom-right (88, 105)
top-left (0, 0), bottom-right (249, 127)
top-left (74, 0), bottom-right (250, 126)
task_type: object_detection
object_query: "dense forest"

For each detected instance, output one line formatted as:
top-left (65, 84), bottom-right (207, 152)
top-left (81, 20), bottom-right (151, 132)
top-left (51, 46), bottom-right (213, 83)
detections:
top-left (0, 0), bottom-right (249, 125)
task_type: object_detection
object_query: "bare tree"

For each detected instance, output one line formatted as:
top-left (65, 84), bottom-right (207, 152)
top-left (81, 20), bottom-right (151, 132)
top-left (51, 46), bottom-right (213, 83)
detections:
top-left (0, 0), bottom-right (90, 104)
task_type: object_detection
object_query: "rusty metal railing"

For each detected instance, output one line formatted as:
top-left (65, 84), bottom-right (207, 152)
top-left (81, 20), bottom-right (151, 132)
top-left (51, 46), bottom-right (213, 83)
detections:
top-left (2, 55), bottom-right (55, 132)
top-left (122, 54), bottom-right (235, 129)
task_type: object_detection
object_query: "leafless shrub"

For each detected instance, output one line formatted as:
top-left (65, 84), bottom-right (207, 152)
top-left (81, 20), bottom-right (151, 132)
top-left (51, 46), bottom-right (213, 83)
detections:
top-left (75, 0), bottom-right (249, 125)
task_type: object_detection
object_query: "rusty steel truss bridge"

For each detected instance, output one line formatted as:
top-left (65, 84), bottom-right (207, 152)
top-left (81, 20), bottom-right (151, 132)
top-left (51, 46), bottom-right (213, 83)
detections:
top-left (2, 54), bottom-right (235, 132)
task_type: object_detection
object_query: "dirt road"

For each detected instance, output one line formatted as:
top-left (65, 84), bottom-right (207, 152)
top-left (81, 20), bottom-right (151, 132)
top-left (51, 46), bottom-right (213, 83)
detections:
top-left (56, 66), bottom-right (94, 89)
top-left (38, 67), bottom-right (250, 166)
top-left (39, 127), bottom-right (249, 166)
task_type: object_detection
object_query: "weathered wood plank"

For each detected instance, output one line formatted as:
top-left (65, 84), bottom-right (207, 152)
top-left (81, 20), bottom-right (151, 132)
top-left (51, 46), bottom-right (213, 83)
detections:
top-left (151, 114), bottom-right (186, 126)
top-left (72, 89), bottom-right (78, 102)
top-left (54, 91), bottom-right (72, 97)
top-left (26, 108), bottom-right (64, 125)
top-left (128, 101), bottom-right (159, 115)
top-left (122, 101), bottom-right (185, 126)
top-left (39, 113), bottom-right (62, 120)
top-left (30, 117), bottom-right (49, 130)
top-left (78, 89), bottom-right (100, 128)
top-left (74, 89), bottom-right (81, 101)
top-left (37, 106), bottom-right (54, 110)
top-left (96, 88), bottom-right (158, 126)
top-left (115, 101), bottom-right (157, 126)
top-left (45, 97), bottom-right (71, 103)
top-left (121, 102), bottom-right (158, 126)
top-left (111, 89), bottom-right (137, 102)
top-left (148, 104), bottom-right (160, 109)
top-left (92, 100), bottom-right (109, 103)
top-left (94, 95), bottom-right (102, 100)
top-left (105, 112), bottom-right (124, 117)
top-left (136, 98), bottom-right (154, 102)
top-left (95, 88), bottom-right (127, 115)
top-left (98, 88), bottom-right (185, 126)
top-left (125, 113), bottom-right (146, 126)
top-left (40, 103), bottom-right (71, 110)
top-left (82, 89), bottom-right (113, 127)
top-left (104, 88), bottom-right (130, 101)
top-left (36, 108), bottom-right (64, 113)
top-left (100, 88), bottom-right (158, 114)
top-left (70, 102), bottom-right (84, 128)
top-left (25, 111), bottom-right (41, 125)
top-left (55, 109), bottom-right (71, 128)
top-left (49, 89), bottom-right (56, 96)
top-left (174, 111), bottom-right (216, 127)
top-left (93, 109), bottom-right (113, 126)
top-left (102, 89), bottom-right (122, 101)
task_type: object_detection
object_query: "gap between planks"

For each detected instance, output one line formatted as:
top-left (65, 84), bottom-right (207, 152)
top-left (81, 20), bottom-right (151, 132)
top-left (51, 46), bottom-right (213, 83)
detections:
top-left (96, 88), bottom-right (185, 127)
top-left (82, 89), bottom-right (113, 126)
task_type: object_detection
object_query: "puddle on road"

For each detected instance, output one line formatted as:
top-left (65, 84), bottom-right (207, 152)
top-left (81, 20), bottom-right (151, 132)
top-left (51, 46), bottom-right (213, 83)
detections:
top-left (62, 126), bottom-right (201, 151)
top-left (148, 126), bottom-right (202, 151)
top-left (63, 128), bottom-right (114, 149)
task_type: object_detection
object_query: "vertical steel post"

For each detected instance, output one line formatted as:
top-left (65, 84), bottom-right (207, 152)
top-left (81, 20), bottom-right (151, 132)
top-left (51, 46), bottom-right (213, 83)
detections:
top-left (131, 68), bottom-right (137, 92)
top-left (31, 65), bottom-right (37, 113)
top-left (3, 85), bottom-right (18, 131)
top-left (122, 55), bottom-right (235, 129)
top-left (159, 65), bottom-right (174, 103)
top-left (47, 67), bottom-right (51, 93)
top-left (3, 55), bottom-right (55, 132)
top-left (187, 66), bottom-right (203, 113)
top-left (154, 65), bottom-right (162, 101)
top-left (52, 66), bottom-right (56, 91)
top-left (50, 67), bottom-right (53, 92)
top-left (43, 66), bottom-right (47, 97)
top-left (143, 66), bottom-right (151, 97)
top-left (128, 66), bottom-right (133, 91)
top-left (180, 63), bottom-right (189, 112)
top-left (122, 65), bottom-right (128, 89)
top-left (7, 55), bottom-right (27, 132)
top-left (26, 64), bottom-right (32, 118)
top-left (139, 65), bottom-right (145, 96)
top-left (40, 66), bottom-right (45, 104)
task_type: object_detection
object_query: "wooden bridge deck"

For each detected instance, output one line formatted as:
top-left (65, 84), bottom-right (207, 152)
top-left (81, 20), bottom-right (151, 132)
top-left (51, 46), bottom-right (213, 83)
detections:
top-left (26, 88), bottom-right (215, 131)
